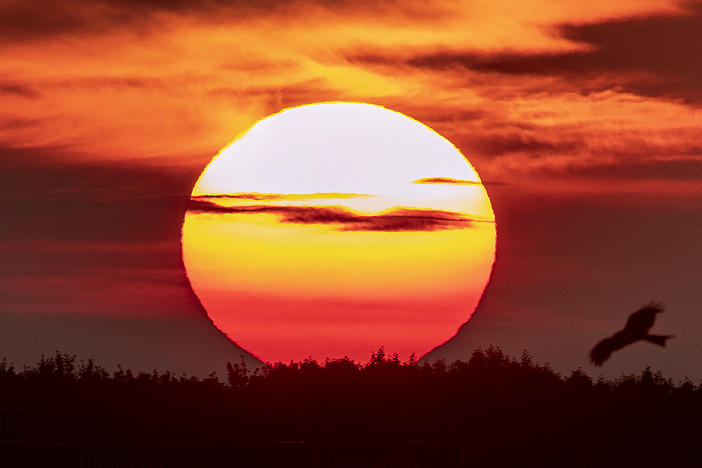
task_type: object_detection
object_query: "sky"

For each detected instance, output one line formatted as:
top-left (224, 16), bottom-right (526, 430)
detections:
top-left (1, 0), bottom-right (700, 378)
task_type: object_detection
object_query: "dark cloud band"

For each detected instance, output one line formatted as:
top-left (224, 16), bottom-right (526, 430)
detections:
top-left (187, 199), bottom-right (484, 232)
top-left (413, 177), bottom-right (481, 185)
top-left (194, 192), bottom-right (374, 201)
top-left (351, 2), bottom-right (702, 106)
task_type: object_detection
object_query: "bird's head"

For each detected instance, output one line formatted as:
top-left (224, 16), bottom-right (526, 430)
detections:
top-left (643, 301), bottom-right (665, 314)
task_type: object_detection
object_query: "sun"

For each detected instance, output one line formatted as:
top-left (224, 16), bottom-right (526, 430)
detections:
top-left (181, 102), bottom-right (496, 363)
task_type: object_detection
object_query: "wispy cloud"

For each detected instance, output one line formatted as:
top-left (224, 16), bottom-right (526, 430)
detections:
top-left (194, 192), bottom-right (375, 201)
top-left (187, 199), bottom-right (483, 232)
top-left (401, 2), bottom-right (702, 105)
top-left (0, 0), bottom-right (450, 42)
top-left (0, 82), bottom-right (38, 98)
top-left (413, 177), bottom-right (481, 185)
top-left (0, 0), bottom-right (698, 192)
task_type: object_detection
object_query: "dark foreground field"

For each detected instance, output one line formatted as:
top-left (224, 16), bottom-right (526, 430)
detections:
top-left (1, 347), bottom-right (700, 467)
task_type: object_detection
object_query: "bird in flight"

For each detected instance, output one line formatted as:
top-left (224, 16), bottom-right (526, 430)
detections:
top-left (590, 301), bottom-right (673, 366)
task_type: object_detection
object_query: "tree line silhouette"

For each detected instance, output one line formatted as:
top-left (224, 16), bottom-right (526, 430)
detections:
top-left (1, 346), bottom-right (700, 466)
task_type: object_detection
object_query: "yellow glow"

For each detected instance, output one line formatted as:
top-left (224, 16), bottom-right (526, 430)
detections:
top-left (182, 102), bottom-right (496, 363)
top-left (184, 212), bottom-right (494, 299)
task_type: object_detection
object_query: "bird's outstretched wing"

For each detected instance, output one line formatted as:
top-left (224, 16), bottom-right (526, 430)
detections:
top-left (624, 301), bottom-right (664, 335)
top-left (589, 335), bottom-right (624, 366)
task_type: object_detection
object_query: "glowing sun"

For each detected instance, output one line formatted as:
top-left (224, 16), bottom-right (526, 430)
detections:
top-left (181, 102), bottom-right (496, 363)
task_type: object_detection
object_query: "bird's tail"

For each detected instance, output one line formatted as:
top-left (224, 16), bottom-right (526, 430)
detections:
top-left (644, 334), bottom-right (673, 346)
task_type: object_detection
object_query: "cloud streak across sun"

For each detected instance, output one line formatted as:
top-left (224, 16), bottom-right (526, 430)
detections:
top-left (188, 198), bottom-right (484, 232)
top-left (414, 177), bottom-right (482, 185)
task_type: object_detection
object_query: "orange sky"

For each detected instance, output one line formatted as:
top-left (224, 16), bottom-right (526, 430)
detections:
top-left (0, 0), bottom-right (701, 376)
top-left (1, 0), bottom-right (700, 192)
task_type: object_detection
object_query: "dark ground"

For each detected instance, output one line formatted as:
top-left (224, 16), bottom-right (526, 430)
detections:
top-left (0, 347), bottom-right (700, 467)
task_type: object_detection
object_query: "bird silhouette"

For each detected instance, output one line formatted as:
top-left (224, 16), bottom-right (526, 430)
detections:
top-left (589, 301), bottom-right (673, 366)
